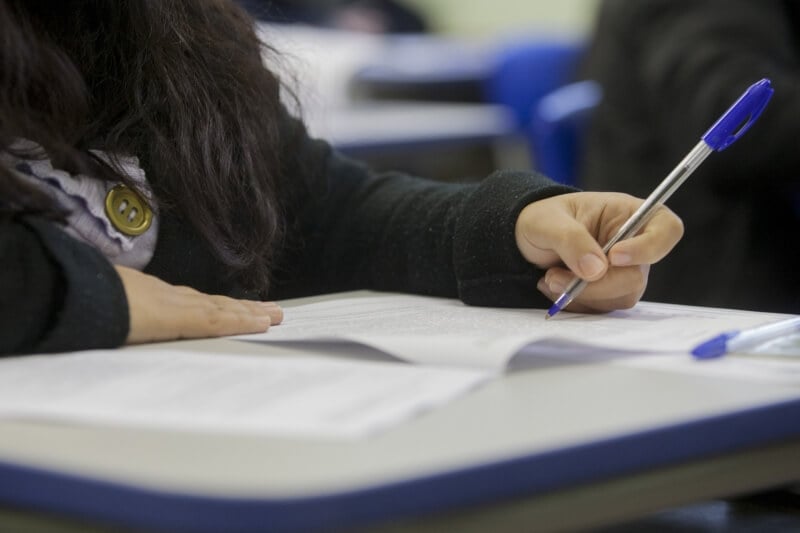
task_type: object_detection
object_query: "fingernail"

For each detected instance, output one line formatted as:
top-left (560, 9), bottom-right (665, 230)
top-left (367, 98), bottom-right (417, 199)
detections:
top-left (537, 278), bottom-right (549, 294)
top-left (610, 251), bottom-right (632, 266)
top-left (547, 276), bottom-right (566, 294)
top-left (579, 254), bottom-right (606, 279)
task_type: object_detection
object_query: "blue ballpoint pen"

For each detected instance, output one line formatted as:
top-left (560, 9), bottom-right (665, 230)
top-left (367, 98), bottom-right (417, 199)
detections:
top-left (545, 78), bottom-right (774, 320)
top-left (691, 316), bottom-right (800, 359)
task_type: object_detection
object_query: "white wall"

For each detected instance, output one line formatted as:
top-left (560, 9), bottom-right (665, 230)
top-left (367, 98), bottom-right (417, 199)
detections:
top-left (402, 0), bottom-right (600, 39)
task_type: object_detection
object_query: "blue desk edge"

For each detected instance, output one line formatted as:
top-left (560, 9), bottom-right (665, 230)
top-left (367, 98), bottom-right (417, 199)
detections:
top-left (1, 397), bottom-right (800, 533)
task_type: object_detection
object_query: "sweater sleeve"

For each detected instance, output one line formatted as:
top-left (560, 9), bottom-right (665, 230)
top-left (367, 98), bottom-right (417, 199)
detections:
top-left (0, 216), bottom-right (129, 355)
top-left (271, 128), bottom-right (577, 307)
top-left (453, 168), bottom-right (577, 307)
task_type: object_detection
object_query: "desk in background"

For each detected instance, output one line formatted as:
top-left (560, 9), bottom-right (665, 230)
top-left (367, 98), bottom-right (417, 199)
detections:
top-left (264, 25), bottom-right (553, 179)
top-left (345, 33), bottom-right (594, 184)
top-left (347, 34), bottom-right (494, 103)
top-left (263, 24), bottom-right (597, 183)
top-left (305, 101), bottom-right (522, 182)
top-left (307, 102), bottom-right (515, 155)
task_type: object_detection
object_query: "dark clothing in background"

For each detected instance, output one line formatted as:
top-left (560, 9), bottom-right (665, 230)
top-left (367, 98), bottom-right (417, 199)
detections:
top-left (580, 0), bottom-right (800, 313)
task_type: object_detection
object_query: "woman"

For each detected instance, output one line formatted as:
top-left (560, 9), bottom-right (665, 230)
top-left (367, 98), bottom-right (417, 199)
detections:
top-left (0, 0), bottom-right (683, 355)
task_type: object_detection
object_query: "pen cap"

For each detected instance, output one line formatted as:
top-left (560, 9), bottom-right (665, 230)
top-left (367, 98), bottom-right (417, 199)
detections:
top-left (701, 79), bottom-right (773, 151)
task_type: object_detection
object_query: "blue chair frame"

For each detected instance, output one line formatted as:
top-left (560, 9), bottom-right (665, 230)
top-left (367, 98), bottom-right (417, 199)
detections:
top-left (484, 39), bottom-right (600, 185)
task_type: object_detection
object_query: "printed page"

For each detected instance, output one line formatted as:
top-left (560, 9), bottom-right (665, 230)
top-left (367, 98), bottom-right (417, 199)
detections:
top-left (238, 293), bottom-right (795, 370)
top-left (0, 349), bottom-right (487, 439)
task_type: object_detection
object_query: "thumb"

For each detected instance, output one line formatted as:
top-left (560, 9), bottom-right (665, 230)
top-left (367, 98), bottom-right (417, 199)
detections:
top-left (518, 202), bottom-right (608, 281)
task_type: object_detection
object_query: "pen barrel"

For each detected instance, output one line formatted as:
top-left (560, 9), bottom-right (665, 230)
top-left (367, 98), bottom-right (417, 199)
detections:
top-left (555, 278), bottom-right (588, 311)
top-left (602, 141), bottom-right (713, 254)
top-left (550, 80), bottom-right (770, 320)
top-left (728, 317), bottom-right (800, 352)
top-left (550, 140), bottom-right (712, 318)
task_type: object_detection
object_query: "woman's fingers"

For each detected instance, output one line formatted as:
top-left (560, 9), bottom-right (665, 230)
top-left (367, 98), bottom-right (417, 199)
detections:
top-left (517, 191), bottom-right (684, 314)
top-left (608, 207), bottom-right (684, 267)
top-left (115, 266), bottom-right (282, 344)
top-left (516, 194), bottom-right (608, 279)
top-left (173, 294), bottom-right (281, 339)
top-left (538, 264), bottom-right (650, 312)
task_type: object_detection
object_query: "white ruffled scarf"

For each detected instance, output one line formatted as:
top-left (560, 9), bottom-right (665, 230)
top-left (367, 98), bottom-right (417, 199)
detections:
top-left (2, 141), bottom-right (159, 270)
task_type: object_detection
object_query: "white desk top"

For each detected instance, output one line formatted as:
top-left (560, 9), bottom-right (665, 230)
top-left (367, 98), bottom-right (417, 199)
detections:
top-left (2, 339), bottom-right (797, 495)
top-left (304, 101), bottom-right (517, 153)
top-left (1, 294), bottom-right (799, 532)
top-left (256, 24), bottom-right (518, 154)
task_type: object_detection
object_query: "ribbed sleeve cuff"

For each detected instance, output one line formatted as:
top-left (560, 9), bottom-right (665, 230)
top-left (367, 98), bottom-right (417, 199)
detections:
top-left (25, 218), bottom-right (129, 353)
top-left (453, 169), bottom-right (577, 308)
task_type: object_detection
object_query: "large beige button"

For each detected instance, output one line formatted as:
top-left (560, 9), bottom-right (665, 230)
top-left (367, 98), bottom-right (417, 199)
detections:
top-left (104, 184), bottom-right (153, 236)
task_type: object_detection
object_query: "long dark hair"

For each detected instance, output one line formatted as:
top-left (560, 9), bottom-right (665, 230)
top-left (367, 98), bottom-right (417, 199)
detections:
top-left (0, 0), bottom-right (292, 291)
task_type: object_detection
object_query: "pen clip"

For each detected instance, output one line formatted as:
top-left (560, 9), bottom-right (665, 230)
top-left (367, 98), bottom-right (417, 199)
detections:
top-left (701, 78), bottom-right (773, 151)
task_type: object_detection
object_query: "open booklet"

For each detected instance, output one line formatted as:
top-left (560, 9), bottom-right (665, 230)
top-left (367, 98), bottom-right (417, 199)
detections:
top-left (237, 292), bottom-right (794, 372)
top-left (1, 293), bottom-right (795, 441)
top-left (0, 347), bottom-right (489, 439)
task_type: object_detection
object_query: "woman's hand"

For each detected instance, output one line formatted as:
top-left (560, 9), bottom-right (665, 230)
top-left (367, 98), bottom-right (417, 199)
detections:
top-left (114, 266), bottom-right (283, 344)
top-left (515, 192), bottom-right (684, 313)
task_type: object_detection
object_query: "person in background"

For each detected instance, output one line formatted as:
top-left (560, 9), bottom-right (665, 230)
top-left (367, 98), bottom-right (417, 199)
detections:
top-left (0, 0), bottom-right (683, 356)
top-left (237, 0), bottom-right (429, 34)
top-left (579, 0), bottom-right (800, 313)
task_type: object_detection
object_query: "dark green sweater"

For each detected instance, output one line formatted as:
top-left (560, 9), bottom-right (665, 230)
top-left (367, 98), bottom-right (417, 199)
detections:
top-left (1, 121), bottom-right (574, 355)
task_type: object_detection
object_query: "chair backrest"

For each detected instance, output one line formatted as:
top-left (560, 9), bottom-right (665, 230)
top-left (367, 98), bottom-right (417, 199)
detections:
top-left (484, 39), bottom-right (599, 185)
top-left (530, 80), bottom-right (602, 185)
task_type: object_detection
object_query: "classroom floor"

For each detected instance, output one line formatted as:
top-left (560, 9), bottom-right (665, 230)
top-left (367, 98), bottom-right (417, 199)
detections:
top-left (599, 488), bottom-right (800, 533)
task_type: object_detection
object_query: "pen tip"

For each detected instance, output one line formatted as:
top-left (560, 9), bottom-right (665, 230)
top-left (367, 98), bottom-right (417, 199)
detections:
top-left (545, 304), bottom-right (560, 320)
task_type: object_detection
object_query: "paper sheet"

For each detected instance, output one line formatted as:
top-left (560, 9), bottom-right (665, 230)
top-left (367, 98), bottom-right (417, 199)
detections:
top-left (238, 293), bottom-right (795, 369)
top-left (3, 295), bottom-right (796, 439)
top-left (0, 349), bottom-right (487, 439)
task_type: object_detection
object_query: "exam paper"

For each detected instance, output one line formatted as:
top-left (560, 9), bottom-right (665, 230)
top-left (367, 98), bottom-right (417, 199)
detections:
top-left (0, 349), bottom-right (487, 439)
top-left (238, 293), bottom-right (794, 370)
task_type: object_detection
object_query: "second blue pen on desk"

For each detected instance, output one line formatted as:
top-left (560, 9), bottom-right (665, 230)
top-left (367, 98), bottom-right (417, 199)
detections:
top-left (545, 78), bottom-right (775, 319)
top-left (691, 316), bottom-right (800, 360)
